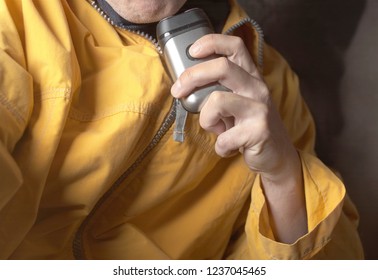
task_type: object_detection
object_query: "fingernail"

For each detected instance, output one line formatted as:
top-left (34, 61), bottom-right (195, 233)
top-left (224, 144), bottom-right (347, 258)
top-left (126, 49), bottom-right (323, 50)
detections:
top-left (190, 43), bottom-right (201, 55)
top-left (171, 80), bottom-right (181, 97)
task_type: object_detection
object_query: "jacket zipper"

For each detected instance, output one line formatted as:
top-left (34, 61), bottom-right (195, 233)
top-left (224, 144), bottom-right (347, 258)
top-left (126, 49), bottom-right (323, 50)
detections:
top-left (73, 0), bottom-right (265, 259)
top-left (72, 100), bottom-right (176, 259)
top-left (224, 18), bottom-right (264, 69)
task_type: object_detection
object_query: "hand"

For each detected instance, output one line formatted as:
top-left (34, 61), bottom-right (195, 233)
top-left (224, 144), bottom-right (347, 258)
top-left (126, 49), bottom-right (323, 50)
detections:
top-left (171, 34), bottom-right (299, 183)
top-left (171, 34), bottom-right (307, 243)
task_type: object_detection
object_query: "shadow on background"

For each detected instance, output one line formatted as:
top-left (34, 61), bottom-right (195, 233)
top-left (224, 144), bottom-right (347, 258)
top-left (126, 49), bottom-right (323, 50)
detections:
top-left (240, 0), bottom-right (366, 166)
top-left (238, 0), bottom-right (375, 258)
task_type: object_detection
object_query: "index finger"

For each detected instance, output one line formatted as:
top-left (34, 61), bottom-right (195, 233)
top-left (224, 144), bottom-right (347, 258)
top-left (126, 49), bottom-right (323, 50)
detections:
top-left (189, 34), bottom-right (261, 79)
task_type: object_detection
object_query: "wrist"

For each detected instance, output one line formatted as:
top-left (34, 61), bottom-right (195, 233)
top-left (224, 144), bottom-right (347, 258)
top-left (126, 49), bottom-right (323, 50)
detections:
top-left (261, 147), bottom-right (302, 189)
top-left (259, 149), bottom-right (308, 243)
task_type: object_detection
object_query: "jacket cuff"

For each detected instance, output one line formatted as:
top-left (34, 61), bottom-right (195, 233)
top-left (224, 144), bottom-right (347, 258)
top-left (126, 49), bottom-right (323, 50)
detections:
top-left (246, 151), bottom-right (345, 259)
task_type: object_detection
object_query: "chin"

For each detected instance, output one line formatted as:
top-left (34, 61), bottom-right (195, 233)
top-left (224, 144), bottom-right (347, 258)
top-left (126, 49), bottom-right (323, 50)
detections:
top-left (126, 1), bottom-right (185, 23)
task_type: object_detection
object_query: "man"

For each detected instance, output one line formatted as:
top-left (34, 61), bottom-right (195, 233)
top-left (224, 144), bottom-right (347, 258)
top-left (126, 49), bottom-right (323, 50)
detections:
top-left (0, 0), bottom-right (364, 259)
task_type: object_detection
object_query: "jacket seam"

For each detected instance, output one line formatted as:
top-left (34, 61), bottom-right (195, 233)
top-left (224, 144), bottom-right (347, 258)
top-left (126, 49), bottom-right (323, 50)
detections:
top-left (35, 87), bottom-right (72, 101)
top-left (0, 91), bottom-right (26, 124)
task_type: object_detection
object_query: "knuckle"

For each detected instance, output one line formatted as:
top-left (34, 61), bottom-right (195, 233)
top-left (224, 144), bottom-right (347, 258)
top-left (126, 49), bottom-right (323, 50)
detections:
top-left (206, 33), bottom-right (217, 44)
top-left (198, 34), bottom-right (216, 49)
top-left (233, 36), bottom-right (245, 49)
top-left (217, 136), bottom-right (227, 149)
top-left (199, 111), bottom-right (210, 129)
top-left (259, 83), bottom-right (270, 101)
top-left (216, 135), bottom-right (230, 156)
top-left (208, 90), bottom-right (226, 106)
top-left (248, 78), bottom-right (270, 102)
top-left (257, 103), bottom-right (269, 119)
top-left (181, 68), bottom-right (195, 83)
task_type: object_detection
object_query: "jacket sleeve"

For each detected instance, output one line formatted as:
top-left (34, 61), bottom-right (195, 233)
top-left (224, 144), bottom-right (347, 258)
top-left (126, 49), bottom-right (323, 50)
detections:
top-left (0, 0), bottom-right (34, 257)
top-left (225, 43), bottom-right (364, 259)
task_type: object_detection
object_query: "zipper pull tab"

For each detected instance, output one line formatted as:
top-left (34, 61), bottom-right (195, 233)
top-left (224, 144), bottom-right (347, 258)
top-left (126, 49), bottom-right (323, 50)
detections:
top-left (173, 99), bottom-right (188, 142)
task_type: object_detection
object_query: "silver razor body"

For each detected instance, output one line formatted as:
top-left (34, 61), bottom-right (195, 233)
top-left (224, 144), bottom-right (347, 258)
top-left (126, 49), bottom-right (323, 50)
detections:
top-left (157, 8), bottom-right (228, 113)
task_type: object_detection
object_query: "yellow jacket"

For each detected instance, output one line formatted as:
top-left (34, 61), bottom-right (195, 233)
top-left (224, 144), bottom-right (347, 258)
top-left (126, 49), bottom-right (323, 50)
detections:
top-left (0, 0), bottom-right (363, 259)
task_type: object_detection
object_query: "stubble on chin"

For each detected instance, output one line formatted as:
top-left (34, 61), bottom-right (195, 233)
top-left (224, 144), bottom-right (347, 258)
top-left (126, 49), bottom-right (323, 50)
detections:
top-left (106, 0), bottom-right (186, 23)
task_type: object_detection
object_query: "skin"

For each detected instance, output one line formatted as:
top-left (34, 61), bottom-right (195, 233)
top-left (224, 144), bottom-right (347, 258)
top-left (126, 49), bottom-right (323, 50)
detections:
top-left (105, 0), bottom-right (187, 23)
top-left (105, 0), bottom-right (308, 244)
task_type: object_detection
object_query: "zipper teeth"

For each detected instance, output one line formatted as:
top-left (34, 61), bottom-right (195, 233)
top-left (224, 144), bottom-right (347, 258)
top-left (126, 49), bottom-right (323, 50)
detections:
top-left (224, 18), bottom-right (265, 69)
top-left (73, 100), bottom-right (176, 259)
top-left (74, 0), bottom-right (170, 259)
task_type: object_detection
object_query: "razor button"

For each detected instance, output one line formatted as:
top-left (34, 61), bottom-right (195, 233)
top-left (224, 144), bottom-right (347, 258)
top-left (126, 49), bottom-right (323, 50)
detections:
top-left (186, 44), bottom-right (198, 61)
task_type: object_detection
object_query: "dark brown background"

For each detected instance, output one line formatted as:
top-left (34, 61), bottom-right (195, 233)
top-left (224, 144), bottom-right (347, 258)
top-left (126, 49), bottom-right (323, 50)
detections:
top-left (239, 0), bottom-right (377, 259)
